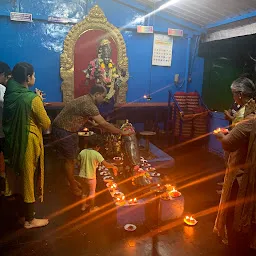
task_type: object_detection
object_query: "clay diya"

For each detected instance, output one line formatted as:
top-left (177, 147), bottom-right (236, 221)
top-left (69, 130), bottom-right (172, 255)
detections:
top-left (128, 198), bottom-right (138, 204)
top-left (184, 216), bottom-right (198, 226)
top-left (169, 187), bottom-right (181, 198)
top-left (213, 128), bottom-right (229, 134)
top-left (115, 195), bottom-right (126, 206)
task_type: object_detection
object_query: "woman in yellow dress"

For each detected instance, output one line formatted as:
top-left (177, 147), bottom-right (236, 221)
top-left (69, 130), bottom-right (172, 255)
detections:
top-left (3, 62), bottom-right (51, 229)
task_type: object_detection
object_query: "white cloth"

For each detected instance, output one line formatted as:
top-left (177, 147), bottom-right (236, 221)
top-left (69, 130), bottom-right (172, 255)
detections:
top-left (0, 84), bottom-right (6, 138)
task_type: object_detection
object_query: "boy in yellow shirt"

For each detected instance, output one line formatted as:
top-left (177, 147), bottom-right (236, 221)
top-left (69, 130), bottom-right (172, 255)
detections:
top-left (77, 135), bottom-right (118, 212)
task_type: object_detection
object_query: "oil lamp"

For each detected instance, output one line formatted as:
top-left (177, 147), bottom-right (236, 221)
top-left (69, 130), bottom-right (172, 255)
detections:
top-left (110, 184), bottom-right (117, 192)
top-left (213, 128), bottom-right (228, 134)
top-left (165, 184), bottom-right (173, 191)
top-left (128, 198), bottom-right (137, 204)
top-left (169, 187), bottom-right (181, 198)
top-left (184, 216), bottom-right (198, 226)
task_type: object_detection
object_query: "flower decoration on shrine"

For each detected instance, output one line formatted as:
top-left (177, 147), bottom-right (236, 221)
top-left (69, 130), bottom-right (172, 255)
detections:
top-left (83, 38), bottom-right (126, 101)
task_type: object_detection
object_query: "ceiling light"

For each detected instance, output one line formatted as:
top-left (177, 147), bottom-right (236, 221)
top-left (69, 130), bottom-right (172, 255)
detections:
top-left (158, 0), bottom-right (180, 11)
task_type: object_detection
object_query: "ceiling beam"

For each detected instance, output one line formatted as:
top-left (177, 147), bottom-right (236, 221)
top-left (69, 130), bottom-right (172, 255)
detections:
top-left (205, 10), bottom-right (256, 29)
top-left (113, 0), bottom-right (203, 33)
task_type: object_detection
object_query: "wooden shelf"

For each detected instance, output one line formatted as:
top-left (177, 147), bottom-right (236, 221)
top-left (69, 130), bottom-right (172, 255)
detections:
top-left (44, 102), bottom-right (168, 110)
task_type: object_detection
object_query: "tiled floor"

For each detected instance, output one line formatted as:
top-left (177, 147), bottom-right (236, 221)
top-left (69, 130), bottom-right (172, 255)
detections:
top-left (0, 139), bottom-right (247, 256)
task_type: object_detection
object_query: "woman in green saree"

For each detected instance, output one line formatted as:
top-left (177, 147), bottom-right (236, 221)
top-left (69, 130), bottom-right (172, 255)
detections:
top-left (214, 77), bottom-right (256, 255)
top-left (3, 62), bottom-right (51, 229)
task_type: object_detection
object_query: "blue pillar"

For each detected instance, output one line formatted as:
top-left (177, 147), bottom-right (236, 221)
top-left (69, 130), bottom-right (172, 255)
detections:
top-left (184, 37), bottom-right (192, 92)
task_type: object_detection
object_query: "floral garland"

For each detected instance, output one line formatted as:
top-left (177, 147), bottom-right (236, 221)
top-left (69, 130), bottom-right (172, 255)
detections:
top-left (85, 58), bottom-right (119, 86)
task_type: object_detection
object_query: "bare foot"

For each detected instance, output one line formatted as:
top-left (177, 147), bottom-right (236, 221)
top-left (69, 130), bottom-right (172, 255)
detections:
top-left (24, 218), bottom-right (49, 229)
top-left (69, 185), bottom-right (82, 196)
top-left (90, 206), bottom-right (99, 212)
top-left (216, 190), bottom-right (222, 195)
top-left (81, 204), bottom-right (90, 211)
top-left (74, 179), bottom-right (82, 189)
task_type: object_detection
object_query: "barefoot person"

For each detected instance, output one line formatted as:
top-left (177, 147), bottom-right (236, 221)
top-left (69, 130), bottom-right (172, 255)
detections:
top-left (52, 84), bottom-right (130, 196)
top-left (3, 62), bottom-right (51, 229)
top-left (77, 134), bottom-right (118, 211)
top-left (0, 62), bottom-right (11, 194)
top-left (214, 77), bottom-right (256, 255)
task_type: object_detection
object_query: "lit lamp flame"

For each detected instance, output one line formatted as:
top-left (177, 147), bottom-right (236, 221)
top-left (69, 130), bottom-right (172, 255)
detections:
top-left (110, 184), bottom-right (117, 192)
top-left (116, 195), bottom-right (126, 206)
top-left (165, 184), bottom-right (172, 191)
top-left (213, 128), bottom-right (229, 134)
top-left (128, 198), bottom-right (137, 204)
top-left (184, 216), bottom-right (198, 226)
top-left (213, 128), bottom-right (221, 134)
top-left (170, 187), bottom-right (181, 198)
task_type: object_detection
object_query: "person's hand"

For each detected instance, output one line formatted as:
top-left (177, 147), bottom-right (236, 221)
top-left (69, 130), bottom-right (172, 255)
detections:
top-left (35, 88), bottom-right (46, 101)
top-left (113, 166), bottom-right (118, 176)
top-left (87, 120), bottom-right (99, 127)
top-left (214, 131), bottom-right (225, 141)
top-left (224, 110), bottom-right (233, 121)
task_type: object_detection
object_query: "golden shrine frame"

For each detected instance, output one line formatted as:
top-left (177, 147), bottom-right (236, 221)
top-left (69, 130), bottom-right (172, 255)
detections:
top-left (60, 5), bottom-right (129, 103)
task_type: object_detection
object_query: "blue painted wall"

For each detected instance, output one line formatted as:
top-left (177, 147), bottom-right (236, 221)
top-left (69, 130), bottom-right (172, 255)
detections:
top-left (0, 0), bottom-right (204, 102)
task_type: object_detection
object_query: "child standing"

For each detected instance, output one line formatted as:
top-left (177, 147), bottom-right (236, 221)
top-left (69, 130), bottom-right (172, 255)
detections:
top-left (77, 135), bottom-right (118, 212)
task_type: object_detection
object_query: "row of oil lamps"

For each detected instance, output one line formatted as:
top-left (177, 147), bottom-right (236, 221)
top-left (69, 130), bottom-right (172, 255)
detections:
top-left (107, 181), bottom-right (197, 226)
top-left (108, 182), bottom-right (138, 205)
top-left (100, 158), bottom-right (197, 226)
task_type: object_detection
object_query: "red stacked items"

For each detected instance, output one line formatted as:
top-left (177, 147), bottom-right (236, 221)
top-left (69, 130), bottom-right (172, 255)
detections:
top-left (171, 92), bottom-right (209, 141)
top-left (173, 92), bottom-right (193, 139)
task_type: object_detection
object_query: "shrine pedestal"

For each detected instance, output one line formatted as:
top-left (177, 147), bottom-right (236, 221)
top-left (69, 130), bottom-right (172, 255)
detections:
top-left (116, 195), bottom-right (184, 227)
top-left (159, 196), bottom-right (184, 221)
top-left (139, 139), bottom-right (175, 169)
top-left (116, 201), bottom-right (146, 227)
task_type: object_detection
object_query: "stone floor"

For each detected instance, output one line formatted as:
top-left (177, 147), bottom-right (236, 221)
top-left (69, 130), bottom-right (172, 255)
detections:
top-left (0, 137), bottom-right (252, 256)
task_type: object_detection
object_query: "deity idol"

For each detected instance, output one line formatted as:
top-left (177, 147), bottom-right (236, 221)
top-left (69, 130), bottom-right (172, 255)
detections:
top-left (83, 38), bottom-right (126, 101)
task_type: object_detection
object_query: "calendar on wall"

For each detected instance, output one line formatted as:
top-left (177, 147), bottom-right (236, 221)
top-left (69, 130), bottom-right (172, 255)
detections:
top-left (152, 34), bottom-right (173, 67)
